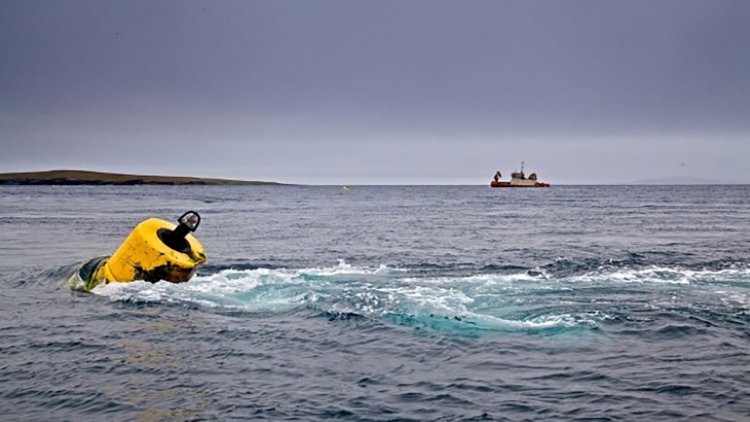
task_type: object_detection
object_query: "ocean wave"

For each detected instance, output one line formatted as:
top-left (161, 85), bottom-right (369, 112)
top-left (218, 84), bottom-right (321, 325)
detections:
top-left (568, 263), bottom-right (750, 285)
top-left (91, 260), bottom-right (591, 333)
top-left (88, 259), bottom-right (750, 334)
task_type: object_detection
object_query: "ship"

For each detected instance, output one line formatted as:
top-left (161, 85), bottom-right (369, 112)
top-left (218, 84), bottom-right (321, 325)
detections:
top-left (490, 162), bottom-right (550, 188)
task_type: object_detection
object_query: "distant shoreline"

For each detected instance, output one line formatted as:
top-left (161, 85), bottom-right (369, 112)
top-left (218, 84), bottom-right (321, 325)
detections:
top-left (0, 170), bottom-right (283, 186)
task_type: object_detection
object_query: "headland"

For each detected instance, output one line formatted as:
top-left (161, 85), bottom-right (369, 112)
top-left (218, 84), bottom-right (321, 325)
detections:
top-left (0, 170), bottom-right (282, 186)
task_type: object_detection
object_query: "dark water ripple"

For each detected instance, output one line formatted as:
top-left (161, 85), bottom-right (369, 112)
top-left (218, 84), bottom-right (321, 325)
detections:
top-left (1, 185), bottom-right (750, 420)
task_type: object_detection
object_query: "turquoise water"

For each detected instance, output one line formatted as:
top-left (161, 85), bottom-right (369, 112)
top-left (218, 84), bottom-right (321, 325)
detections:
top-left (1, 185), bottom-right (749, 420)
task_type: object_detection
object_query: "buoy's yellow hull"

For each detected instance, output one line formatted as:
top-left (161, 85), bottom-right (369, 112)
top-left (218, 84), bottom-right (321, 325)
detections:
top-left (70, 218), bottom-right (206, 292)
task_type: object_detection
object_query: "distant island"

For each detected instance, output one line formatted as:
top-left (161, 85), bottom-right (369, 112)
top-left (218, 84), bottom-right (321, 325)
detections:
top-left (0, 170), bottom-right (283, 186)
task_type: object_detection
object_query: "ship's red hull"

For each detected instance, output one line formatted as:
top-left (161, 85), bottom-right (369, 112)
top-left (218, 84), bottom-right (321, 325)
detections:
top-left (490, 181), bottom-right (550, 188)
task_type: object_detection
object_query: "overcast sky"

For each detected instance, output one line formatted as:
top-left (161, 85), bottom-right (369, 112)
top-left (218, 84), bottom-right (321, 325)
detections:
top-left (1, 0), bottom-right (749, 184)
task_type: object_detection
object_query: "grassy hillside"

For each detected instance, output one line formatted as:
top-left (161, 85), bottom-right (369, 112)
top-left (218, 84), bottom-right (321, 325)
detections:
top-left (0, 170), bottom-right (281, 185)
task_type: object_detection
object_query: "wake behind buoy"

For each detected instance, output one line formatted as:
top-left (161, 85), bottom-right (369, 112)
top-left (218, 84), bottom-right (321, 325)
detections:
top-left (70, 211), bottom-right (207, 292)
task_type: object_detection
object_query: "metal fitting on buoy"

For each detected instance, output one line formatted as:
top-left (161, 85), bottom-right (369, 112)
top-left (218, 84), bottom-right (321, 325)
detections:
top-left (70, 211), bottom-right (207, 292)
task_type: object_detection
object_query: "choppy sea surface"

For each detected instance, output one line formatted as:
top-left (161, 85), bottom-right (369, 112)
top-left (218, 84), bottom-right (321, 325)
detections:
top-left (1, 185), bottom-right (749, 421)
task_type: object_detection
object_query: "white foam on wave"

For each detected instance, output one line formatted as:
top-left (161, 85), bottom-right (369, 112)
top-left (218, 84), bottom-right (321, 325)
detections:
top-left (91, 260), bottom-right (406, 310)
top-left (399, 269), bottom-right (552, 289)
top-left (572, 266), bottom-right (692, 284)
top-left (91, 259), bottom-right (749, 333)
top-left (92, 259), bottom-right (750, 307)
top-left (393, 263), bottom-right (750, 290)
top-left (717, 291), bottom-right (750, 307)
top-left (299, 259), bottom-right (402, 276)
top-left (465, 312), bottom-right (582, 329)
top-left (89, 260), bottom-right (590, 332)
top-left (571, 264), bottom-right (750, 285)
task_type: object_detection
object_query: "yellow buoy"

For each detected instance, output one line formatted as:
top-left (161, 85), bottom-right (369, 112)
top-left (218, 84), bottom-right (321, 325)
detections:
top-left (70, 211), bottom-right (207, 292)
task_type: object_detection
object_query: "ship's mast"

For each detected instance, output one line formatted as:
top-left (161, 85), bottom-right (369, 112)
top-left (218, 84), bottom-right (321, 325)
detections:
top-left (521, 161), bottom-right (525, 173)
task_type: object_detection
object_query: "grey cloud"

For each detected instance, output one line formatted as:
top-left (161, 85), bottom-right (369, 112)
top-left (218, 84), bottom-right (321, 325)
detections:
top-left (1, 0), bottom-right (749, 183)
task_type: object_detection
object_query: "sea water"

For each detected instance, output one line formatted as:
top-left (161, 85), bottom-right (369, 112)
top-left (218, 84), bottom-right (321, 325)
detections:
top-left (0, 185), bottom-right (749, 420)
